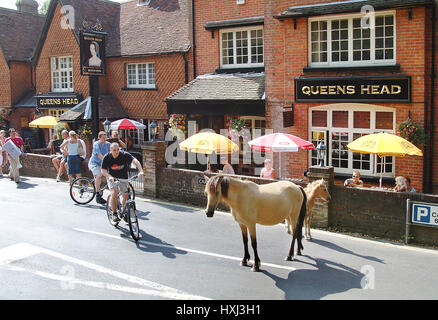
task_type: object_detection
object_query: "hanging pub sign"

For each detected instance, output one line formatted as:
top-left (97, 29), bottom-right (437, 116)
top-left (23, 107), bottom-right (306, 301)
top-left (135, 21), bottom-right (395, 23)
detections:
top-left (80, 30), bottom-right (106, 76)
top-left (295, 76), bottom-right (411, 103)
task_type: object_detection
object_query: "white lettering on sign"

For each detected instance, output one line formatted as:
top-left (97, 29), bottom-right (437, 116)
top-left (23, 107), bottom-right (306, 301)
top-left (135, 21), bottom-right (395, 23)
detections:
top-left (412, 202), bottom-right (438, 227)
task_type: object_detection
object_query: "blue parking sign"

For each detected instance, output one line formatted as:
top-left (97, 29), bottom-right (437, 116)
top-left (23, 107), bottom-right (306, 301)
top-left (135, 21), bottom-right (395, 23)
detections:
top-left (412, 202), bottom-right (438, 227)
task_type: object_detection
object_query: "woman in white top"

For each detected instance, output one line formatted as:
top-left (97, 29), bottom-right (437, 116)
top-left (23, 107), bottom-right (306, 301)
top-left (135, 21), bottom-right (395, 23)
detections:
top-left (260, 159), bottom-right (276, 179)
top-left (60, 131), bottom-right (85, 185)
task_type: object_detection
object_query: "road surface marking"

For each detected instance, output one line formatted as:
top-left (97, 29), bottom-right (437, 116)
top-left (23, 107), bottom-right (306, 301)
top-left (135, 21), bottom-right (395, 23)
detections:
top-left (0, 242), bottom-right (210, 300)
top-left (74, 227), bottom-right (297, 271)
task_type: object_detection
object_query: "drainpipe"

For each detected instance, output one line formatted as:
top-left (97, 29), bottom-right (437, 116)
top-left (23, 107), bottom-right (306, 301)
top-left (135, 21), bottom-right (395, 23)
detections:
top-left (192, 0), bottom-right (197, 79)
top-left (428, 1), bottom-right (436, 193)
top-left (183, 52), bottom-right (189, 84)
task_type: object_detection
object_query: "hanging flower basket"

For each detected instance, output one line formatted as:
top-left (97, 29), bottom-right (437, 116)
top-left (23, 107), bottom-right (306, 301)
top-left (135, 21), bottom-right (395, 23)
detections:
top-left (78, 123), bottom-right (93, 141)
top-left (168, 113), bottom-right (187, 137)
top-left (397, 118), bottom-right (426, 147)
top-left (228, 118), bottom-right (251, 143)
top-left (0, 108), bottom-right (10, 131)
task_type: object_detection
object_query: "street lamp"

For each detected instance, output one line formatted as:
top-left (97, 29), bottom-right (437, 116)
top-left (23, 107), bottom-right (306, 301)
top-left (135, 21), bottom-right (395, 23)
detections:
top-left (316, 141), bottom-right (327, 167)
top-left (149, 121), bottom-right (158, 141)
top-left (103, 118), bottom-right (111, 136)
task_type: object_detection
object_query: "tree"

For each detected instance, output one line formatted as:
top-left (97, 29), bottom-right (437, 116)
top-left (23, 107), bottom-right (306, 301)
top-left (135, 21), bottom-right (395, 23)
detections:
top-left (39, 0), bottom-right (50, 15)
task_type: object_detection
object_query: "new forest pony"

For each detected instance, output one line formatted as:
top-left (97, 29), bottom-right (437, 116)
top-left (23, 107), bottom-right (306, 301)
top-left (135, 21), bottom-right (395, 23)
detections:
top-left (204, 175), bottom-right (307, 272)
top-left (286, 179), bottom-right (331, 240)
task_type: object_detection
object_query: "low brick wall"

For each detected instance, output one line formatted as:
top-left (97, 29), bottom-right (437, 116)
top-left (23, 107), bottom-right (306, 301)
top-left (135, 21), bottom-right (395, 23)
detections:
top-left (157, 167), bottom-right (307, 210)
top-left (19, 153), bottom-right (92, 179)
top-left (329, 186), bottom-right (438, 245)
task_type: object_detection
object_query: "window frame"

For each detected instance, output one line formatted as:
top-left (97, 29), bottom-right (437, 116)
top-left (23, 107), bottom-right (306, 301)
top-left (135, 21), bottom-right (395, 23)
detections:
top-left (219, 25), bottom-right (264, 69)
top-left (308, 10), bottom-right (396, 68)
top-left (51, 56), bottom-right (74, 93)
top-left (308, 104), bottom-right (396, 177)
top-left (126, 62), bottom-right (156, 89)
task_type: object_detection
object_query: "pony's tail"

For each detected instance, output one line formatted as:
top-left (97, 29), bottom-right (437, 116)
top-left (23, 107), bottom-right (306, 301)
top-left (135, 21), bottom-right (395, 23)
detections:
top-left (297, 187), bottom-right (307, 251)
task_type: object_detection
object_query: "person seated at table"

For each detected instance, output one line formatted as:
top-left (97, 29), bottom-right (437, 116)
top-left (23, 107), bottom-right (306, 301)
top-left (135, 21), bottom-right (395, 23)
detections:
top-left (394, 176), bottom-right (408, 192)
top-left (111, 130), bottom-right (127, 149)
top-left (405, 177), bottom-right (416, 193)
top-left (260, 159), bottom-right (276, 179)
top-left (204, 160), bottom-right (218, 174)
top-left (344, 171), bottom-right (364, 188)
top-left (220, 156), bottom-right (235, 175)
top-left (124, 134), bottom-right (133, 150)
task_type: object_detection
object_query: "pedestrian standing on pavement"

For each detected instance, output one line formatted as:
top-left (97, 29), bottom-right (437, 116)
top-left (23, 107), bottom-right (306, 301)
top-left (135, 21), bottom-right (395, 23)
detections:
top-left (60, 131), bottom-right (85, 185)
top-left (53, 130), bottom-right (69, 182)
top-left (0, 130), bottom-right (7, 177)
top-left (88, 131), bottom-right (110, 204)
top-left (5, 128), bottom-right (24, 183)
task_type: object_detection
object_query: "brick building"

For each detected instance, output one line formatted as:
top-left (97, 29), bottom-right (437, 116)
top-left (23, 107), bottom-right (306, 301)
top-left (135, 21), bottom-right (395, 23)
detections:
top-left (15, 0), bottom-right (192, 149)
top-left (0, 1), bottom-right (45, 138)
top-left (171, 0), bottom-right (437, 192)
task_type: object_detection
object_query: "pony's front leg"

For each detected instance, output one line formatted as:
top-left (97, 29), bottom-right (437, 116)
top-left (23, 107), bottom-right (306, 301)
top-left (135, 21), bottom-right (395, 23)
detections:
top-left (239, 224), bottom-right (250, 267)
top-left (248, 224), bottom-right (260, 272)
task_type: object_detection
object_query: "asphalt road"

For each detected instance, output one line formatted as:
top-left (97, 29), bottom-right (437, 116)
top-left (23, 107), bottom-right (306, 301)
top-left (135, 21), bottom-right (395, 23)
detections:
top-left (1, 176), bottom-right (438, 301)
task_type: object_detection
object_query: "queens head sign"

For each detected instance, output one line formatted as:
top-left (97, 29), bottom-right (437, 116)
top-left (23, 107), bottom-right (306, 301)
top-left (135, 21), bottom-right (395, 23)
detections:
top-left (295, 76), bottom-right (411, 103)
top-left (80, 31), bottom-right (106, 76)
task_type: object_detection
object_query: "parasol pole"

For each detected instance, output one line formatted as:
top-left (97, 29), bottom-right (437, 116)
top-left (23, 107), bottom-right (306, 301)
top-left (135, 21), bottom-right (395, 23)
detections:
top-left (379, 155), bottom-right (384, 189)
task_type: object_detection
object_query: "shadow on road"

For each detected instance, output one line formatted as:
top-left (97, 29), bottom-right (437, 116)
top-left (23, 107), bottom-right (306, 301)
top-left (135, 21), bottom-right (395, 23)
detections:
top-left (16, 180), bottom-right (37, 189)
top-left (311, 239), bottom-right (385, 264)
top-left (262, 256), bottom-right (365, 300)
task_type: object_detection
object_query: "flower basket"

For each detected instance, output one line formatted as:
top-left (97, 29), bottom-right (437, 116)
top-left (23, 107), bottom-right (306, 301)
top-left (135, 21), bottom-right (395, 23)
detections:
top-left (397, 118), bottom-right (426, 147)
top-left (0, 108), bottom-right (10, 132)
top-left (168, 113), bottom-right (187, 136)
top-left (78, 123), bottom-right (93, 141)
top-left (228, 119), bottom-right (251, 144)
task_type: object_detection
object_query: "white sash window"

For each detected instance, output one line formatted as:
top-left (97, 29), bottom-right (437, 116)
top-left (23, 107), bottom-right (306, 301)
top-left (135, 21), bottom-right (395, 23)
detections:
top-left (51, 57), bottom-right (73, 92)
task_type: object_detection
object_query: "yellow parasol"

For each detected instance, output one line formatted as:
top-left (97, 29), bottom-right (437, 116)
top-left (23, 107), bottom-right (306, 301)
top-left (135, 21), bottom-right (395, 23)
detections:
top-left (347, 132), bottom-right (423, 188)
top-left (29, 116), bottom-right (59, 129)
top-left (179, 132), bottom-right (239, 155)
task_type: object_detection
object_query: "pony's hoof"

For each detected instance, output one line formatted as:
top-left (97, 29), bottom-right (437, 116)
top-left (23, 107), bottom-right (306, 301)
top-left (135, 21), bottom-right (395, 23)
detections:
top-left (285, 256), bottom-right (294, 261)
top-left (251, 266), bottom-right (260, 272)
top-left (306, 237), bottom-right (313, 241)
top-left (297, 251), bottom-right (302, 256)
top-left (240, 261), bottom-right (249, 267)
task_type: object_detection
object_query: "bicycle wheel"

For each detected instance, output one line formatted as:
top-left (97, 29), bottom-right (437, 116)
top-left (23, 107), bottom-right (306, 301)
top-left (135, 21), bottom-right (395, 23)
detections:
top-left (70, 177), bottom-right (96, 205)
top-left (106, 194), bottom-right (119, 227)
top-left (127, 202), bottom-right (140, 242)
top-left (128, 183), bottom-right (136, 200)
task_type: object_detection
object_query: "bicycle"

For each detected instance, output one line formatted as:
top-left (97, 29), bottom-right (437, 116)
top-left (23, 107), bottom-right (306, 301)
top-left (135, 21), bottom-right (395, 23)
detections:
top-left (105, 175), bottom-right (141, 242)
top-left (70, 176), bottom-right (135, 205)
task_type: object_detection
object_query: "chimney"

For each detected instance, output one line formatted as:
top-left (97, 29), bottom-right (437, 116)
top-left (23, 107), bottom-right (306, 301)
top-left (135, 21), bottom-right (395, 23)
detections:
top-left (16, 0), bottom-right (39, 15)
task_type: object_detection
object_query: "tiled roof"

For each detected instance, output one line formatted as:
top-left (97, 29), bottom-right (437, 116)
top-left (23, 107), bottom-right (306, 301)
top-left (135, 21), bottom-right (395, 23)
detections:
top-left (166, 73), bottom-right (266, 101)
top-left (118, 0), bottom-right (190, 57)
top-left (33, 0), bottom-right (190, 62)
top-left (0, 8), bottom-right (45, 62)
top-left (59, 94), bottom-right (128, 121)
top-left (275, 0), bottom-right (435, 19)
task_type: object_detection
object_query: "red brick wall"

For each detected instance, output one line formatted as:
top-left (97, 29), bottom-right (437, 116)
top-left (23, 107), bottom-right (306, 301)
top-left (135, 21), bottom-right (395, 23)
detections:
top-left (35, 2), bottom-right (89, 97)
top-left (0, 50), bottom-right (11, 107)
top-left (104, 53), bottom-right (188, 120)
top-left (193, 0), bottom-right (264, 76)
top-left (10, 62), bottom-right (32, 105)
top-left (264, 2), bottom-right (432, 192)
top-left (433, 2), bottom-right (438, 193)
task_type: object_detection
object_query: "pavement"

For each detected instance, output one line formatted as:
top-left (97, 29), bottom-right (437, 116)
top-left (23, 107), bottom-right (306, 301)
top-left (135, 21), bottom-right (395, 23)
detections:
top-left (1, 175), bottom-right (438, 301)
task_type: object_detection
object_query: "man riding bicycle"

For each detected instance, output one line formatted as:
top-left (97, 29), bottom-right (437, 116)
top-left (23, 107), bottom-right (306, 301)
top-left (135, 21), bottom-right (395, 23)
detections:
top-left (101, 142), bottom-right (144, 220)
top-left (88, 131), bottom-right (111, 204)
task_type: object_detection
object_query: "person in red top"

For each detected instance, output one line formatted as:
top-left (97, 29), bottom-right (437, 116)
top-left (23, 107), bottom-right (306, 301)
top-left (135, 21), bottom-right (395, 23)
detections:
top-left (5, 128), bottom-right (24, 183)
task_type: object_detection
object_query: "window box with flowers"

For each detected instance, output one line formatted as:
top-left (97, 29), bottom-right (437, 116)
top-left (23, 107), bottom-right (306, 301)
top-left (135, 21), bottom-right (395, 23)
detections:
top-left (0, 108), bottom-right (10, 131)
top-left (397, 118), bottom-right (426, 147)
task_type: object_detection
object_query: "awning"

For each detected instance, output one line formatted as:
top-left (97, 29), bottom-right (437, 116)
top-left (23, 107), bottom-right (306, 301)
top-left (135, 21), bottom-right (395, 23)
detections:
top-left (13, 91), bottom-right (38, 108)
top-left (166, 73), bottom-right (265, 116)
top-left (59, 95), bottom-right (128, 121)
top-left (204, 16), bottom-right (264, 30)
top-left (274, 0), bottom-right (435, 19)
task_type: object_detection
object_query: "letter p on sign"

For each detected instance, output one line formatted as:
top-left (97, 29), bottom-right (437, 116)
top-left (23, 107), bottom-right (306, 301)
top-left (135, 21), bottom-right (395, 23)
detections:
top-left (414, 206), bottom-right (430, 223)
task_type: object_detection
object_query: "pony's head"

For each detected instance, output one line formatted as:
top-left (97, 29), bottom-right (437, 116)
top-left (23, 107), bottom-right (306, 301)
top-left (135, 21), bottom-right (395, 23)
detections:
top-left (204, 175), bottom-right (229, 218)
top-left (308, 179), bottom-right (331, 202)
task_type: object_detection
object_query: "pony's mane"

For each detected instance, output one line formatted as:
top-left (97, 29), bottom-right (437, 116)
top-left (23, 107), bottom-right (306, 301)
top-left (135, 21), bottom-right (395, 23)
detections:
top-left (304, 179), bottom-right (326, 193)
top-left (207, 175), bottom-right (229, 198)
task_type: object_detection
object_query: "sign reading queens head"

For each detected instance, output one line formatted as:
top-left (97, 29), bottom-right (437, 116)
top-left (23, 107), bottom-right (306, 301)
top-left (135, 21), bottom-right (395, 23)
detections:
top-left (80, 31), bottom-right (106, 76)
top-left (295, 76), bottom-right (411, 103)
